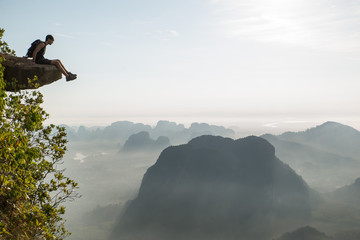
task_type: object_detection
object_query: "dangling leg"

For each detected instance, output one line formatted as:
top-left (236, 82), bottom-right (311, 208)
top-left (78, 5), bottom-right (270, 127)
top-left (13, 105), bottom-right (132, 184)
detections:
top-left (57, 60), bottom-right (68, 73)
top-left (57, 59), bottom-right (77, 77)
top-left (51, 59), bottom-right (76, 81)
top-left (51, 59), bottom-right (69, 77)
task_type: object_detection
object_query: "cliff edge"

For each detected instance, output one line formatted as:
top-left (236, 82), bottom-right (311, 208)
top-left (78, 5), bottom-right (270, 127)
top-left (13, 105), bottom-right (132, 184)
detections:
top-left (0, 53), bottom-right (62, 91)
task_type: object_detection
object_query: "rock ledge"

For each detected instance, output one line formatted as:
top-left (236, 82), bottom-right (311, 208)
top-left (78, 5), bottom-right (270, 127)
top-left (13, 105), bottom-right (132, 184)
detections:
top-left (0, 53), bottom-right (62, 91)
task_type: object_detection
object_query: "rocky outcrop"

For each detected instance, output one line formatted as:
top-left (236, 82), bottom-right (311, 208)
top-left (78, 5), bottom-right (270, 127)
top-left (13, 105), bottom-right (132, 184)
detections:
top-left (0, 53), bottom-right (62, 91)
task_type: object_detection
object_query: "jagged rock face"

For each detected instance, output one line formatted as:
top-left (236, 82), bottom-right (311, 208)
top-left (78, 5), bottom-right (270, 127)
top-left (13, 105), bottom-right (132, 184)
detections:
top-left (0, 53), bottom-right (62, 91)
top-left (111, 135), bottom-right (311, 240)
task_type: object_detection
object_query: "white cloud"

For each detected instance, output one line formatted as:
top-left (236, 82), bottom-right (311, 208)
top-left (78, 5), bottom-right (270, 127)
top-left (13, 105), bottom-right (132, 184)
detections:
top-left (283, 120), bottom-right (310, 124)
top-left (211, 0), bottom-right (360, 52)
top-left (146, 29), bottom-right (180, 41)
top-left (55, 33), bottom-right (76, 39)
top-left (101, 41), bottom-right (114, 47)
top-left (263, 122), bottom-right (279, 128)
top-left (74, 153), bottom-right (87, 163)
top-left (168, 30), bottom-right (180, 37)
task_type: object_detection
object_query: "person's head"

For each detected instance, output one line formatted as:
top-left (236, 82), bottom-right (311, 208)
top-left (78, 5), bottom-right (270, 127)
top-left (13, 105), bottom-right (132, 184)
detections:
top-left (45, 34), bottom-right (54, 45)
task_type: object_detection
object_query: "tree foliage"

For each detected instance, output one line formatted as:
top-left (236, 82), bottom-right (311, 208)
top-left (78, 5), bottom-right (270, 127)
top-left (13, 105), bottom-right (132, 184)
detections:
top-left (0, 28), bottom-right (79, 239)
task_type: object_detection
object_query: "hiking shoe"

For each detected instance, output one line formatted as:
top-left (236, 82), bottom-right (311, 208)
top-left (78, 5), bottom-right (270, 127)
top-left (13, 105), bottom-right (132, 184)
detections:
top-left (66, 74), bottom-right (77, 81)
top-left (68, 72), bottom-right (77, 77)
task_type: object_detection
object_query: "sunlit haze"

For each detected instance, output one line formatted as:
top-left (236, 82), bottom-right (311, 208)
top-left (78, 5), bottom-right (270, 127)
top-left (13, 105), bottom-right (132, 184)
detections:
top-left (1, 0), bottom-right (359, 133)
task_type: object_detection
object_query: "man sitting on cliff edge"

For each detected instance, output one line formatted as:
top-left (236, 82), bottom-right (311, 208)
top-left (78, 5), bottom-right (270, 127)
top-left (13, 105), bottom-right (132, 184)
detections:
top-left (31, 35), bottom-right (77, 81)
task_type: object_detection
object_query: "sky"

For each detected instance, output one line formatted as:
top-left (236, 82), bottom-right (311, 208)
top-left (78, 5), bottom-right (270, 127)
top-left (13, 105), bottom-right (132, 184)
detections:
top-left (1, 0), bottom-right (359, 133)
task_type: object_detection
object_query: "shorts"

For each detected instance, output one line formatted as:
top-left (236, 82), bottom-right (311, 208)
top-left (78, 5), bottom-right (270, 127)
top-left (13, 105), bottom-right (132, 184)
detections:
top-left (35, 57), bottom-right (52, 65)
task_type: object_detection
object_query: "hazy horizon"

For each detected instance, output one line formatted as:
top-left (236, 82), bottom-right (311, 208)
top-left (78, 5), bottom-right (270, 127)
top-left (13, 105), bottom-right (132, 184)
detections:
top-left (1, 0), bottom-right (359, 130)
top-left (50, 117), bottom-right (360, 138)
top-left (60, 120), bottom-right (360, 240)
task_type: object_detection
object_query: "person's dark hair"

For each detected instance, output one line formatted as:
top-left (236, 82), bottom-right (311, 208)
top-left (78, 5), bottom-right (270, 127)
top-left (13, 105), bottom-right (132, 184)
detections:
top-left (46, 35), bottom-right (54, 41)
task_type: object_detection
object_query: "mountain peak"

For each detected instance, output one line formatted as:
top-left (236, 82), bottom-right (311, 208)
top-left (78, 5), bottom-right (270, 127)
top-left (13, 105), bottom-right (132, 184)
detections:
top-left (316, 121), bottom-right (356, 131)
top-left (188, 135), bottom-right (275, 157)
top-left (111, 135), bottom-right (311, 240)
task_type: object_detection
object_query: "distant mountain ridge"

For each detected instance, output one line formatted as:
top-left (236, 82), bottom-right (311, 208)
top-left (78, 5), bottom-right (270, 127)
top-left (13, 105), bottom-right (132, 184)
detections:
top-left (262, 122), bottom-right (360, 192)
top-left (274, 121), bottom-right (360, 159)
top-left (64, 120), bottom-right (235, 145)
top-left (110, 135), bottom-right (311, 240)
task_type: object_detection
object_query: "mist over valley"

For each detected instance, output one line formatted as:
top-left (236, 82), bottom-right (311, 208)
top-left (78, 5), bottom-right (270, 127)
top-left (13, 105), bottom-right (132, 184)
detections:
top-left (59, 121), bottom-right (360, 240)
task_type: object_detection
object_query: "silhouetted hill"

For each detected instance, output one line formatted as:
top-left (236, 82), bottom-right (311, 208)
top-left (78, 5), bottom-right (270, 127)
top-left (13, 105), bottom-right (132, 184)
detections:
top-left (122, 131), bottom-right (170, 152)
top-left (187, 122), bottom-right (235, 140)
top-left (153, 120), bottom-right (185, 134)
top-left (262, 122), bottom-right (360, 192)
top-left (273, 226), bottom-right (331, 240)
top-left (110, 135), bottom-right (311, 240)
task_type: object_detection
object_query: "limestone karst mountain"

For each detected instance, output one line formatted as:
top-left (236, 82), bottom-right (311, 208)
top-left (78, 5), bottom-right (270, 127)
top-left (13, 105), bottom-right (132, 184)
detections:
top-left (110, 135), bottom-right (311, 240)
top-left (1, 53), bottom-right (62, 91)
top-left (121, 131), bottom-right (171, 152)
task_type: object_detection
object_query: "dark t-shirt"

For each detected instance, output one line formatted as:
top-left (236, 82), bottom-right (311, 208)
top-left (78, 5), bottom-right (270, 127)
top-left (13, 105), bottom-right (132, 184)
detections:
top-left (35, 43), bottom-right (51, 64)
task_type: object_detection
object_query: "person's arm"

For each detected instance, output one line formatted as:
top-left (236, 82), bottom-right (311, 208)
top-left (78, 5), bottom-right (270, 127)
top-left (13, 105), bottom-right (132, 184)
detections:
top-left (32, 42), bottom-right (45, 63)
